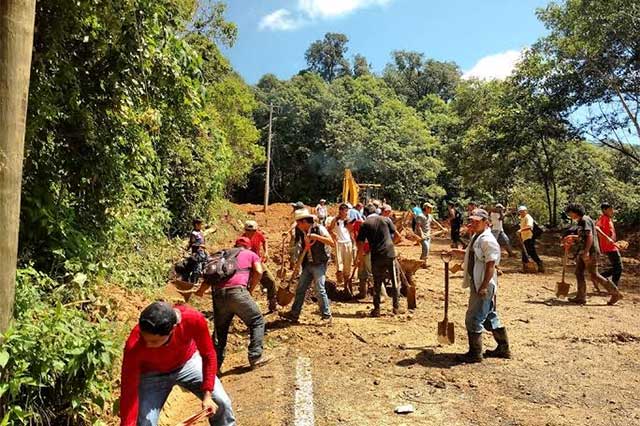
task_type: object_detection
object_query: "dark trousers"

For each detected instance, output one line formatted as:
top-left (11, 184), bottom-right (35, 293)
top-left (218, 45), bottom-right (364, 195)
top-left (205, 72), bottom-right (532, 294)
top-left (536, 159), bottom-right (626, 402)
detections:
top-left (372, 257), bottom-right (399, 310)
top-left (601, 251), bottom-right (623, 286)
top-left (451, 226), bottom-right (463, 248)
top-left (213, 287), bottom-right (265, 368)
top-left (260, 267), bottom-right (277, 302)
top-left (522, 238), bottom-right (542, 265)
top-left (575, 255), bottom-right (616, 300)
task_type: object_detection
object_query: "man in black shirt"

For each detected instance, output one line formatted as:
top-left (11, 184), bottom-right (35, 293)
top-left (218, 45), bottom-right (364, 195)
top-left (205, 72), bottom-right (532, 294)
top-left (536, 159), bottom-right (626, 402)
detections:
top-left (563, 204), bottom-right (623, 306)
top-left (356, 204), bottom-right (402, 317)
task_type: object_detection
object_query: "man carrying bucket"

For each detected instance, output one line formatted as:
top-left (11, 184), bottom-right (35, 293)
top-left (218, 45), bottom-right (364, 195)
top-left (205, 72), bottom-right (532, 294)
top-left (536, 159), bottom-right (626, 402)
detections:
top-left (446, 209), bottom-right (510, 363)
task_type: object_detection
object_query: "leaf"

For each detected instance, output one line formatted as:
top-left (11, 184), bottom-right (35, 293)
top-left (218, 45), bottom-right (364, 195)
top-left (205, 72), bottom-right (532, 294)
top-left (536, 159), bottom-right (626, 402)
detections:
top-left (0, 351), bottom-right (9, 368)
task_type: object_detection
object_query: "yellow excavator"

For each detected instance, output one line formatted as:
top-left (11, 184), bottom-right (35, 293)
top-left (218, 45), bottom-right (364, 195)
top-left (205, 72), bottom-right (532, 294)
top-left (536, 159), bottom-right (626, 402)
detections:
top-left (342, 169), bottom-right (381, 205)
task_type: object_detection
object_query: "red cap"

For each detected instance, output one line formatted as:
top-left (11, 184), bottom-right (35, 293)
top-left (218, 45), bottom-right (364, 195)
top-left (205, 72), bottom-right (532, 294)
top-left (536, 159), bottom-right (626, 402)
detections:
top-left (235, 237), bottom-right (251, 248)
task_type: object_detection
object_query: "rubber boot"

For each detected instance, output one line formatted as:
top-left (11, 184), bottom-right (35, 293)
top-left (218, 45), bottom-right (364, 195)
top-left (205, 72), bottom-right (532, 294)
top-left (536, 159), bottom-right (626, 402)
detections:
top-left (484, 328), bottom-right (511, 359)
top-left (458, 332), bottom-right (483, 363)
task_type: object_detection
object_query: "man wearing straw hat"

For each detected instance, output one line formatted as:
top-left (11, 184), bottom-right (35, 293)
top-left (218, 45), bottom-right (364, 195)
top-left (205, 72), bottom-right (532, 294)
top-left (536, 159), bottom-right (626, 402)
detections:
top-left (281, 209), bottom-right (335, 323)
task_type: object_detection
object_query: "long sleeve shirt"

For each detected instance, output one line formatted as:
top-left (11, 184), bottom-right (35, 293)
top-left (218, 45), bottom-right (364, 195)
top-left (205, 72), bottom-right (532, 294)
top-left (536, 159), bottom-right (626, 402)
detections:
top-left (119, 305), bottom-right (216, 426)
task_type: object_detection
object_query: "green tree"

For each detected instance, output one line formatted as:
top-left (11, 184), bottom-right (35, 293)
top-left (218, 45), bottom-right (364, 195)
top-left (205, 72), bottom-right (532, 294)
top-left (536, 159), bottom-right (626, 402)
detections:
top-left (383, 51), bottom-right (461, 106)
top-left (353, 54), bottom-right (371, 78)
top-left (305, 32), bottom-right (352, 82)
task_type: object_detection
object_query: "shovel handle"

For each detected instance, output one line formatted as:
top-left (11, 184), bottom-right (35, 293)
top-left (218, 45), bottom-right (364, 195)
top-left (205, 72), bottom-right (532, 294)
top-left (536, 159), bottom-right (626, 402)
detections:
top-left (444, 262), bottom-right (450, 320)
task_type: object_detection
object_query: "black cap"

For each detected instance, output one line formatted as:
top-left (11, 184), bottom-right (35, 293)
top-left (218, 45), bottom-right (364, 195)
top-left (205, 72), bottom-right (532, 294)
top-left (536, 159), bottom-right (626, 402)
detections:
top-left (139, 302), bottom-right (177, 336)
top-left (601, 202), bottom-right (612, 210)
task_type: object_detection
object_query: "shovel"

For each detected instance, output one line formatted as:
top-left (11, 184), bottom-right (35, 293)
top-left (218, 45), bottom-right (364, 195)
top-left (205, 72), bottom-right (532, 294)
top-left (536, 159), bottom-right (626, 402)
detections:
top-left (176, 407), bottom-right (213, 426)
top-left (519, 234), bottom-right (538, 273)
top-left (277, 246), bottom-right (309, 306)
top-left (556, 246), bottom-right (570, 299)
top-left (437, 252), bottom-right (455, 345)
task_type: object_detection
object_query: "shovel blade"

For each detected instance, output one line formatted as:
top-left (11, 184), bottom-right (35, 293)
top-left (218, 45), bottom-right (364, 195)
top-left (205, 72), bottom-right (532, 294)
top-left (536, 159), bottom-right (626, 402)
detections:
top-left (437, 320), bottom-right (454, 345)
top-left (556, 281), bottom-right (570, 299)
top-left (276, 287), bottom-right (294, 306)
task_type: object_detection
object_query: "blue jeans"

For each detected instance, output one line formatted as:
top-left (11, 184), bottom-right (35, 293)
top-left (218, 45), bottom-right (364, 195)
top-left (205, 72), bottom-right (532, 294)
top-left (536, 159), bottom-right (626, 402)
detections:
top-left (291, 262), bottom-right (331, 318)
top-left (465, 282), bottom-right (503, 333)
top-left (137, 352), bottom-right (236, 426)
top-left (213, 286), bottom-right (265, 368)
top-left (420, 237), bottom-right (431, 260)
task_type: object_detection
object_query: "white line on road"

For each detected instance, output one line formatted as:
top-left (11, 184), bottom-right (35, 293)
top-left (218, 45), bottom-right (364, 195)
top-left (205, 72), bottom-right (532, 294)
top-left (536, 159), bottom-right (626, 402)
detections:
top-left (294, 356), bottom-right (315, 426)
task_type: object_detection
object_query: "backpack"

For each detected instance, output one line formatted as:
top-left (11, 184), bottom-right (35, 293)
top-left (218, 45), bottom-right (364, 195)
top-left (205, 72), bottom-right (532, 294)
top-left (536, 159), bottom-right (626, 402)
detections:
top-left (532, 221), bottom-right (544, 239)
top-left (202, 248), bottom-right (247, 286)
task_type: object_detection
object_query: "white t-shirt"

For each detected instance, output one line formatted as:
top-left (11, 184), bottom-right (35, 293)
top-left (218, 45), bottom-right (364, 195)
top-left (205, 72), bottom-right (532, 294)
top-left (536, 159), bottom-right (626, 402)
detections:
top-left (334, 219), bottom-right (352, 243)
top-left (490, 212), bottom-right (504, 232)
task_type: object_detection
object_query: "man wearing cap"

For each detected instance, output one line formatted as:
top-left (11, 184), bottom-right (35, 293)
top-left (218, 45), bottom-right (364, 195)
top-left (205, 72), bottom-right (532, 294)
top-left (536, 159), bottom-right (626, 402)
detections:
top-left (596, 203), bottom-right (623, 289)
top-left (204, 237), bottom-right (270, 369)
top-left (328, 203), bottom-right (355, 287)
top-left (517, 206), bottom-right (544, 272)
top-left (281, 209), bottom-right (335, 323)
top-left (446, 209), bottom-right (510, 363)
top-left (242, 220), bottom-right (277, 312)
top-left (119, 301), bottom-right (235, 426)
top-left (490, 204), bottom-right (515, 257)
top-left (356, 204), bottom-right (402, 317)
top-left (315, 199), bottom-right (328, 225)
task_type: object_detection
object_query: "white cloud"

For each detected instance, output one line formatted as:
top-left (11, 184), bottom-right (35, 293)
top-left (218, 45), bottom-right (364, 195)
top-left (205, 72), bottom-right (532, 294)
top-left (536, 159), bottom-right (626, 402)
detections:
top-left (258, 9), bottom-right (304, 31)
top-left (463, 50), bottom-right (523, 80)
top-left (259, 0), bottom-right (393, 31)
top-left (298, 0), bottom-right (392, 19)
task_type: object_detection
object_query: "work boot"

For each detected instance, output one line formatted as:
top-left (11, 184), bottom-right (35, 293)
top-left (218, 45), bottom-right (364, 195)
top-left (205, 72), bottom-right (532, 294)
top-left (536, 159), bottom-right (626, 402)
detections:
top-left (457, 332), bottom-right (483, 363)
top-left (568, 296), bottom-right (587, 305)
top-left (484, 328), bottom-right (511, 359)
top-left (249, 355), bottom-right (273, 370)
top-left (369, 307), bottom-right (381, 317)
top-left (279, 311), bottom-right (299, 323)
top-left (537, 261), bottom-right (545, 273)
top-left (607, 291), bottom-right (623, 306)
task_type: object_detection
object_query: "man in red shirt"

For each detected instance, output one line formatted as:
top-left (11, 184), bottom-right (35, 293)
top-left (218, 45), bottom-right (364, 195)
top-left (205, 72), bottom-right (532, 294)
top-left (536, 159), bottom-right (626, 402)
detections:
top-left (596, 202), bottom-right (623, 288)
top-left (119, 302), bottom-right (235, 426)
top-left (242, 220), bottom-right (277, 312)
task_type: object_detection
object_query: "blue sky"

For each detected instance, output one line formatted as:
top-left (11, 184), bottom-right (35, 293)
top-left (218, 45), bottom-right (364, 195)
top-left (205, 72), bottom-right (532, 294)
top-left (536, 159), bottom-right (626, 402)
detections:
top-left (222, 0), bottom-right (551, 84)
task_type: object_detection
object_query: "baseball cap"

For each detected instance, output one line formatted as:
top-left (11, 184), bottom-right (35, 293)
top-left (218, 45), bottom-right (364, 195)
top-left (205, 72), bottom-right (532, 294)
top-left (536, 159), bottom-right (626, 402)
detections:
top-left (291, 201), bottom-right (305, 210)
top-left (422, 202), bottom-right (433, 210)
top-left (517, 205), bottom-right (527, 212)
top-left (235, 237), bottom-right (252, 248)
top-left (495, 203), bottom-right (505, 209)
top-left (469, 208), bottom-right (489, 221)
top-left (244, 220), bottom-right (258, 231)
top-left (383, 204), bottom-right (392, 212)
top-left (139, 302), bottom-right (177, 336)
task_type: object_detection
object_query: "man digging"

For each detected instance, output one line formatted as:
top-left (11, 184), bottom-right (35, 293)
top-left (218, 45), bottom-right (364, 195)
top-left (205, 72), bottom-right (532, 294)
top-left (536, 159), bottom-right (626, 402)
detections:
top-left (446, 209), bottom-right (510, 363)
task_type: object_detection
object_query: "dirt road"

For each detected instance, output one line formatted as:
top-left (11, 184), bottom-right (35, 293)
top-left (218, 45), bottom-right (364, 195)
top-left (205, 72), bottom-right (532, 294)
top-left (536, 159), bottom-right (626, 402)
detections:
top-left (159, 204), bottom-right (640, 426)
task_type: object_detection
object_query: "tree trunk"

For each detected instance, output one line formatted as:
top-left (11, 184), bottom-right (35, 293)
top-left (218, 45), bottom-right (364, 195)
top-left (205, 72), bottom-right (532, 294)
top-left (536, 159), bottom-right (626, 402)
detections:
top-left (0, 0), bottom-right (37, 333)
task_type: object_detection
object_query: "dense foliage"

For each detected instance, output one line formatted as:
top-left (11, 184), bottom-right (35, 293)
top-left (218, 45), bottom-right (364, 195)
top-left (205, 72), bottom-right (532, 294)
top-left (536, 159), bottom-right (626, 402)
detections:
top-left (2, 1), bottom-right (261, 424)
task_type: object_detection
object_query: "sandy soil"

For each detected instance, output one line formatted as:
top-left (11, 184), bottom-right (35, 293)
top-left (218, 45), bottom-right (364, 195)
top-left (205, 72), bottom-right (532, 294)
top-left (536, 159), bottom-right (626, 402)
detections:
top-left (140, 203), bottom-right (640, 426)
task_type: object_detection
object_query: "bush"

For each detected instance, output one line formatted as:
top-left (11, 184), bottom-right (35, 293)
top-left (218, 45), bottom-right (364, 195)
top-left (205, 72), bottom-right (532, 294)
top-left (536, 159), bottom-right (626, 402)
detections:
top-left (0, 304), bottom-right (115, 425)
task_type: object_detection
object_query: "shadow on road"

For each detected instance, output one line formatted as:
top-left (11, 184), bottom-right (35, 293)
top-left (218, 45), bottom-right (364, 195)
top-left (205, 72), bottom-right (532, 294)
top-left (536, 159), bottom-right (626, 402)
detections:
top-left (396, 349), bottom-right (464, 369)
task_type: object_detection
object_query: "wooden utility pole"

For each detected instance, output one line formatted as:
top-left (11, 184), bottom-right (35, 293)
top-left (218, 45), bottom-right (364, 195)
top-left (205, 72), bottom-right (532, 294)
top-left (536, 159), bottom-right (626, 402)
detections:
top-left (263, 102), bottom-right (273, 213)
top-left (0, 0), bottom-right (37, 333)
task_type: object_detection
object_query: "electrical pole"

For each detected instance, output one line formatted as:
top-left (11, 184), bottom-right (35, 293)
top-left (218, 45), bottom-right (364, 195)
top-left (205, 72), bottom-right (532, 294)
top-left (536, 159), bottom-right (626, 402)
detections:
top-left (0, 0), bottom-right (37, 332)
top-left (263, 102), bottom-right (273, 213)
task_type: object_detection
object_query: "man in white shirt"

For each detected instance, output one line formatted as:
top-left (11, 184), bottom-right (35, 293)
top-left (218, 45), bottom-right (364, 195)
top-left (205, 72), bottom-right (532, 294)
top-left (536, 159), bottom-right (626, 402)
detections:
top-left (447, 209), bottom-right (510, 363)
top-left (415, 202), bottom-right (434, 261)
top-left (328, 203), bottom-right (355, 287)
top-left (490, 204), bottom-right (515, 257)
top-left (315, 199), bottom-right (328, 225)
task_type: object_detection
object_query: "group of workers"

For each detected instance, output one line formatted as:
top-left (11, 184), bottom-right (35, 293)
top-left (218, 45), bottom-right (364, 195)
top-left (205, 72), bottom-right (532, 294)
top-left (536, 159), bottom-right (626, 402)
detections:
top-left (119, 198), bottom-right (626, 425)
